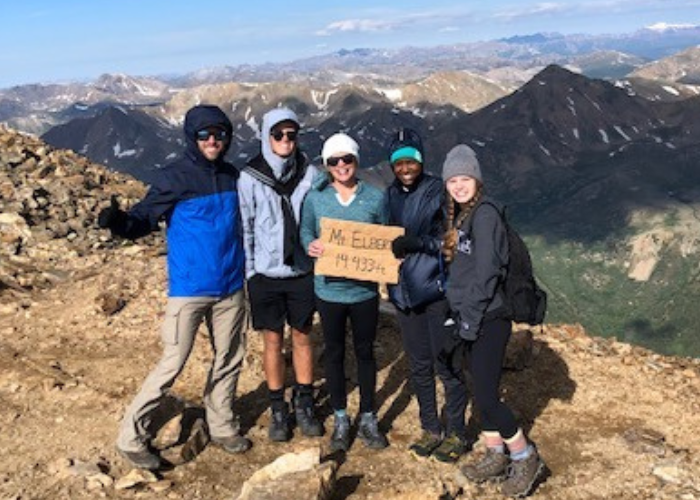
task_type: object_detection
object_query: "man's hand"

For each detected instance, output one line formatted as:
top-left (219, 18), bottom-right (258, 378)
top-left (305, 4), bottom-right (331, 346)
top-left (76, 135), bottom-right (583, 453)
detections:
top-left (97, 195), bottom-right (125, 230)
top-left (391, 235), bottom-right (424, 258)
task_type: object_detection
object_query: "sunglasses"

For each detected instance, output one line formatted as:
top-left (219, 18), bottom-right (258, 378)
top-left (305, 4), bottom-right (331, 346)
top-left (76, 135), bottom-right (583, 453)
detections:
top-left (270, 130), bottom-right (298, 142)
top-left (326, 154), bottom-right (356, 167)
top-left (196, 128), bottom-right (228, 141)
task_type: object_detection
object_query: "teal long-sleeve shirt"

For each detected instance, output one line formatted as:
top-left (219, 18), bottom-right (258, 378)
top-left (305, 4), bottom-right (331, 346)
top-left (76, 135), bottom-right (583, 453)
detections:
top-left (300, 178), bottom-right (387, 304)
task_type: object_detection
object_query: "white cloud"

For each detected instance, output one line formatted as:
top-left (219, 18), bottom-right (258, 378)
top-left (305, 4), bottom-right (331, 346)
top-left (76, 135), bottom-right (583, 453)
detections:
top-left (494, 2), bottom-right (569, 22)
top-left (314, 7), bottom-right (475, 37)
top-left (316, 19), bottom-right (396, 36)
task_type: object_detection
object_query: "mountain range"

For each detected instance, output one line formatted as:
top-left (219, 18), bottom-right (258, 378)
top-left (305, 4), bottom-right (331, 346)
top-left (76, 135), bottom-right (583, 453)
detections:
top-left (2, 26), bottom-right (700, 357)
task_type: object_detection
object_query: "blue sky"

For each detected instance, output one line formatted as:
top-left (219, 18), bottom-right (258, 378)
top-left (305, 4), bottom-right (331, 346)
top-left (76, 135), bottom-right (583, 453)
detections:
top-left (2, 0), bottom-right (699, 88)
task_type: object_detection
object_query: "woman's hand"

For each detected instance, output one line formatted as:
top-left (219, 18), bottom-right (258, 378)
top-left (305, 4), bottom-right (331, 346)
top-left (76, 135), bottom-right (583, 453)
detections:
top-left (307, 239), bottom-right (325, 258)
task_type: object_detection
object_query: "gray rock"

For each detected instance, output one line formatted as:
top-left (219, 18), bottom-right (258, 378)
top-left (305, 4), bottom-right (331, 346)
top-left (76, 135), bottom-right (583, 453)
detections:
top-left (234, 447), bottom-right (337, 500)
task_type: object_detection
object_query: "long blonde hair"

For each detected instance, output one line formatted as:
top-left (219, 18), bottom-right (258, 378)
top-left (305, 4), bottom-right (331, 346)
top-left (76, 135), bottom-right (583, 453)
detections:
top-left (442, 184), bottom-right (483, 263)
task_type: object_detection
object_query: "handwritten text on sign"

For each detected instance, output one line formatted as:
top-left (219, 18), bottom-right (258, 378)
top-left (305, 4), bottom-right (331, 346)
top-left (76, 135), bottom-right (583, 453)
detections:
top-left (315, 218), bottom-right (404, 284)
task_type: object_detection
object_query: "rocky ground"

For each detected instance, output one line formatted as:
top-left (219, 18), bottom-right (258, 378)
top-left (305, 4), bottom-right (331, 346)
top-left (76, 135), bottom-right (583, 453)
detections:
top-left (1, 126), bottom-right (700, 499)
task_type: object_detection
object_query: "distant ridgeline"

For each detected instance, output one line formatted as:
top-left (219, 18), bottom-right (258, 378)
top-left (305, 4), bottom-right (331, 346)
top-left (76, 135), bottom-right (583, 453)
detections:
top-left (5, 61), bottom-right (700, 358)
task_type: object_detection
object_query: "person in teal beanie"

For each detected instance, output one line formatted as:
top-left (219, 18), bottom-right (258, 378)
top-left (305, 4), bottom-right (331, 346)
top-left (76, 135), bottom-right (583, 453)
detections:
top-left (385, 127), bottom-right (469, 463)
top-left (300, 132), bottom-right (389, 452)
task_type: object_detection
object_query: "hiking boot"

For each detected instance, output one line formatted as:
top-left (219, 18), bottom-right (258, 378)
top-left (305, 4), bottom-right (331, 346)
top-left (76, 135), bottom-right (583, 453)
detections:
top-left (460, 448), bottom-right (509, 483)
top-left (117, 446), bottom-right (162, 470)
top-left (295, 405), bottom-right (324, 437)
top-left (268, 404), bottom-right (292, 442)
top-left (293, 391), bottom-right (323, 437)
top-left (357, 413), bottom-right (389, 450)
top-left (329, 414), bottom-right (351, 452)
top-left (211, 434), bottom-right (252, 454)
top-left (501, 448), bottom-right (546, 498)
top-left (432, 432), bottom-right (468, 463)
top-left (409, 431), bottom-right (443, 458)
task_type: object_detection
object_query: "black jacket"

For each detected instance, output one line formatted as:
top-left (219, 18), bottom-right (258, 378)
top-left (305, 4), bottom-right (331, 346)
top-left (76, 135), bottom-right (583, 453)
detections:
top-left (385, 173), bottom-right (446, 310)
top-left (445, 196), bottom-right (509, 334)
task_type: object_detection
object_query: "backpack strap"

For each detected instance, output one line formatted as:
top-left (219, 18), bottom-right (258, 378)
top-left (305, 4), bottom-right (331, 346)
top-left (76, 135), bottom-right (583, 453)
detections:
top-left (465, 199), bottom-right (506, 237)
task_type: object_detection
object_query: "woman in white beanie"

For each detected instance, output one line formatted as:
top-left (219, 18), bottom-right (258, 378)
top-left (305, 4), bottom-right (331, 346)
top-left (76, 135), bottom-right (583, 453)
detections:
top-left (441, 144), bottom-right (546, 498)
top-left (300, 133), bottom-right (389, 452)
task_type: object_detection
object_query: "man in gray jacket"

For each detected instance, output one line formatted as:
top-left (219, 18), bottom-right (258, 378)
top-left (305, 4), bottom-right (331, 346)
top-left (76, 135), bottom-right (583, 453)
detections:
top-left (238, 108), bottom-right (322, 441)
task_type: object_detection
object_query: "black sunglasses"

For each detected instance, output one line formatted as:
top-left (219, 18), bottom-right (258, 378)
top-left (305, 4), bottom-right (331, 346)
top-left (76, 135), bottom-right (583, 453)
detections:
top-left (196, 128), bottom-right (228, 141)
top-left (326, 154), bottom-right (356, 167)
top-left (271, 130), bottom-right (298, 142)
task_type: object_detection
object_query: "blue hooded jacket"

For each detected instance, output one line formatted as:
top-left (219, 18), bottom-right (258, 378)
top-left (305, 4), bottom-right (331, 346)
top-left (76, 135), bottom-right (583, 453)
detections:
top-left (115, 105), bottom-right (245, 297)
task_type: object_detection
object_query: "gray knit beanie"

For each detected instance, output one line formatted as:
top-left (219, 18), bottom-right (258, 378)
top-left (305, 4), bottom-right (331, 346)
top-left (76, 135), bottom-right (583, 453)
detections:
top-left (441, 144), bottom-right (482, 183)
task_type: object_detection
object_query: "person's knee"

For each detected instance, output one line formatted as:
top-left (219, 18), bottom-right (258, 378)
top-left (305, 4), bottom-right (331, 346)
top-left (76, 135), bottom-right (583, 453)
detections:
top-left (291, 329), bottom-right (312, 348)
top-left (263, 331), bottom-right (284, 351)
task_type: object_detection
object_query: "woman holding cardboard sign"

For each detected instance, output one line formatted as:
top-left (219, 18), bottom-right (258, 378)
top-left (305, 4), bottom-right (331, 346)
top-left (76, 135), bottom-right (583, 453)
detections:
top-left (300, 133), bottom-right (389, 453)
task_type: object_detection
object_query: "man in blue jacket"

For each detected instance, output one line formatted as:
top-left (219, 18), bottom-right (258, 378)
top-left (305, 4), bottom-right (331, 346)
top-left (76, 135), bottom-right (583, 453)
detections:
top-left (98, 104), bottom-right (250, 469)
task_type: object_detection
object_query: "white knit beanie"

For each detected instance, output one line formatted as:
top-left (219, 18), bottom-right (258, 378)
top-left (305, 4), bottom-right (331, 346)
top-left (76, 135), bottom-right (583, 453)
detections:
top-left (321, 133), bottom-right (360, 165)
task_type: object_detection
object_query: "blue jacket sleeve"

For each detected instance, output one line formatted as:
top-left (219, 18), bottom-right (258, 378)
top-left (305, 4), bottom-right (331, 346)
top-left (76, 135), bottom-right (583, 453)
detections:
top-left (114, 181), bottom-right (179, 239)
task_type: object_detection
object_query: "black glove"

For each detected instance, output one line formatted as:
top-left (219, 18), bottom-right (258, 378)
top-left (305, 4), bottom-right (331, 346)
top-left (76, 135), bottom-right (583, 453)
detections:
top-left (97, 195), bottom-right (126, 230)
top-left (438, 317), bottom-right (467, 375)
top-left (457, 320), bottom-right (478, 342)
top-left (391, 235), bottom-right (424, 258)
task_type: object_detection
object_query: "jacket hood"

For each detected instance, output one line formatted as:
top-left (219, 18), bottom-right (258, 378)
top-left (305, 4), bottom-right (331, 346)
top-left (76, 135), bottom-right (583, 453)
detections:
top-left (183, 105), bottom-right (234, 164)
top-left (261, 108), bottom-right (300, 175)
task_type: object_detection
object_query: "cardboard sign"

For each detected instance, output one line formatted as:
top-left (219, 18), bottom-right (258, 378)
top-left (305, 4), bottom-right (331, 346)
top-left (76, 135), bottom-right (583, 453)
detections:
top-left (315, 218), bottom-right (405, 284)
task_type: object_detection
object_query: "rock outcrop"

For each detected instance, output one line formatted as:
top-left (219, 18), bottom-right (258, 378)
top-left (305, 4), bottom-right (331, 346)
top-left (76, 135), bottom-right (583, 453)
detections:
top-left (0, 125), bottom-right (158, 303)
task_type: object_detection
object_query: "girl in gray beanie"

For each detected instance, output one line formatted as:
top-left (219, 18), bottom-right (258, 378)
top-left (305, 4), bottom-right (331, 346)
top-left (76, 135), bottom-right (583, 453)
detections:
top-left (441, 144), bottom-right (547, 498)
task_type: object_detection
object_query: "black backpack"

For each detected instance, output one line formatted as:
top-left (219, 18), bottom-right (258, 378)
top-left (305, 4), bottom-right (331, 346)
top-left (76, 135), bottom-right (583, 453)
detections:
top-left (468, 200), bottom-right (547, 325)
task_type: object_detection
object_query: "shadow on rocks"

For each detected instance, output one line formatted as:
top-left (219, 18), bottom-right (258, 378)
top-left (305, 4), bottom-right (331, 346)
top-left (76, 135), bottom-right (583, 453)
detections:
top-left (144, 395), bottom-right (209, 467)
top-left (329, 474), bottom-right (363, 500)
top-left (500, 338), bottom-right (577, 434)
top-left (234, 380), bottom-right (270, 435)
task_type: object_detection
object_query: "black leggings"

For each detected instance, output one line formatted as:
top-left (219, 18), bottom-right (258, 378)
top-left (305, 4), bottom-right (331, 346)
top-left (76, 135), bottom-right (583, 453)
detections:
top-left (466, 317), bottom-right (519, 440)
top-left (316, 296), bottom-right (379, 414)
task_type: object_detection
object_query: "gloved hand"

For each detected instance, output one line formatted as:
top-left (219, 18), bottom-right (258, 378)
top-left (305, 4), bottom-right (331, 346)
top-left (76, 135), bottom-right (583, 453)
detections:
top-left (97, 195), bottom-right (126, 230)
top-left (391, 234), bottom-right (424, 258)
top-left (457, 320), bottom-right (478, 342)
top-left (438, 317), bottom-right (467, 375)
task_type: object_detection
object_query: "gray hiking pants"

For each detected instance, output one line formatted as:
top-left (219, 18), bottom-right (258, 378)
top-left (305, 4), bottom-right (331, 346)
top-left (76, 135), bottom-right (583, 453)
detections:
top-left (117, 291), bottom-right (247, 452)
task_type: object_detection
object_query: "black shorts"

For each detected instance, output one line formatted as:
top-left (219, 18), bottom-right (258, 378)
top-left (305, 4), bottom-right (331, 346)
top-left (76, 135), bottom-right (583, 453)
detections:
top-left (247, 273), bottom-right (315, 332)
